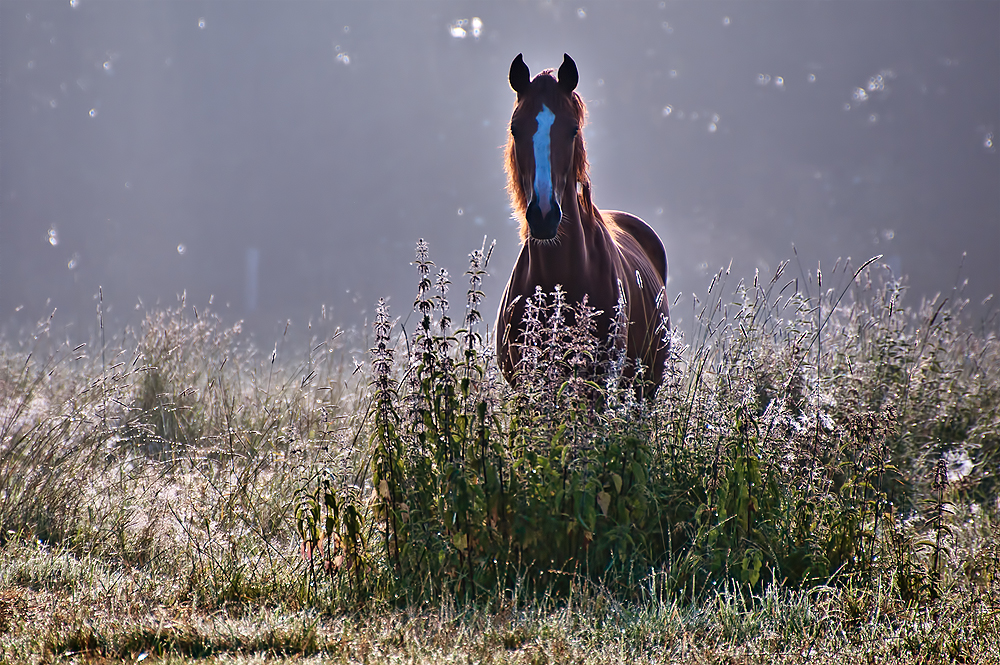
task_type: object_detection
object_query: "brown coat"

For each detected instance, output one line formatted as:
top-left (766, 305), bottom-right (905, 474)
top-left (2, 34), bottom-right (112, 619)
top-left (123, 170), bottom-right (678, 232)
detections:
top-left (496, 55), bottom-right (670, 395)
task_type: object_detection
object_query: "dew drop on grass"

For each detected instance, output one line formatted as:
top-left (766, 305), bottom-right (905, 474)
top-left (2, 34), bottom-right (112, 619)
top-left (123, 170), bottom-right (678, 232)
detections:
top-left (177, 243), bottom-right (186, 255)
top-left (577, 8), bottom-right (586, 19)
top-left (662, 105), bottom-right (672, 117)
top-left (808, 73), bottom-right (816, 82)
top-left (47, 228), bottom-right (58, 246)
top-left (69, 0), bottom-right (79, 7)
top-left (198, 18), bottom-right (205, 29)
top-left (89, 108), bottom-right (96, 117)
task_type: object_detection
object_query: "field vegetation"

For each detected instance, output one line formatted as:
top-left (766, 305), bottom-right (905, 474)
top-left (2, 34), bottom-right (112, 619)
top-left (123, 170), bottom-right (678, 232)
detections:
top-left (1, 241), bottom-right (998, 663)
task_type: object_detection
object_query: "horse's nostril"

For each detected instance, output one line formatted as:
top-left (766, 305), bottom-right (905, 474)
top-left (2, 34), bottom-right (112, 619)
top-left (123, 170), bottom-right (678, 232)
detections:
top-left (548, 200), bottom-right (561, 225)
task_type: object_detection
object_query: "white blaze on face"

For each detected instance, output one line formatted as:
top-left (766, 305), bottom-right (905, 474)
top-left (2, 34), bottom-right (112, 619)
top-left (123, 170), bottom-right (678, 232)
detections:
top-left (532, 104), bottom-right (556, 215)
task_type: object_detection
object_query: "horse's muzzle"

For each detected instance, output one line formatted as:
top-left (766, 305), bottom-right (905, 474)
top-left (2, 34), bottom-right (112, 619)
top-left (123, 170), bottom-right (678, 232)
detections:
top-left (526, 197), bottom-right (561, 240)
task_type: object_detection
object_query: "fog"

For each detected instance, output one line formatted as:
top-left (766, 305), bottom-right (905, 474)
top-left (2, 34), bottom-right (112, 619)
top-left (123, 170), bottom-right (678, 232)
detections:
top-left (2, 1), bottom-right (997, 342)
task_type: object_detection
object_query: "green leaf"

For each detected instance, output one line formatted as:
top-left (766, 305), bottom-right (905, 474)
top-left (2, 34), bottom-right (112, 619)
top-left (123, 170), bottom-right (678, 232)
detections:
top-left (630, 461), bottom-right (646, 487)
top-left (597, 491), bottom-right (611, 516)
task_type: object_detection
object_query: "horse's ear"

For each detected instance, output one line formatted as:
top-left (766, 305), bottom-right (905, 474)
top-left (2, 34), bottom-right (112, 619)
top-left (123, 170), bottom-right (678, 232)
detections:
top-left (558, 53), bottom-right (578, 93)
top-left (509, 54), bottom-right (531, 94)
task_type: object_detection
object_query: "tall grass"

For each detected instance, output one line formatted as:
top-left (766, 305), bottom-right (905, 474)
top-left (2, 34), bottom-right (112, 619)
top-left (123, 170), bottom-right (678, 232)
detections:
top-left (0, 297), bottom-right (356, 610)
top-left (297, 241), bottom-right (999, 608)
top-left (0, 242), bottom-right (997, 661)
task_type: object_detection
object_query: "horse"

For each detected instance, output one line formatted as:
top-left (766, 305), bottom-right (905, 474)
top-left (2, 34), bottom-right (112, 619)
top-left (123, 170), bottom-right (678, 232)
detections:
top-left (496, 53), bottom-right (671, 396)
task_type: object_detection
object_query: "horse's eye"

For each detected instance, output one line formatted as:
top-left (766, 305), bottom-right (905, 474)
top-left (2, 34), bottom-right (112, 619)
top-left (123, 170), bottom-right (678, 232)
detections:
top-left (572, 126), bottom-right (580, 136)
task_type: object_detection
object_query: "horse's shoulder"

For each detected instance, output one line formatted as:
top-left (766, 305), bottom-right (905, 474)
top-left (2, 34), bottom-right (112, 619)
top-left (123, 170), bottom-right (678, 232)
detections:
top-left (602, 210), bottom-right (667, 282)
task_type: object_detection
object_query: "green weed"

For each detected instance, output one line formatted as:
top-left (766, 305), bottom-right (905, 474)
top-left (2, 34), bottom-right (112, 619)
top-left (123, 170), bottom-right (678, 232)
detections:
top-left (0, 241), bottom-right (997, 662)
top-left (297, 243), bottom-right (1000, 609)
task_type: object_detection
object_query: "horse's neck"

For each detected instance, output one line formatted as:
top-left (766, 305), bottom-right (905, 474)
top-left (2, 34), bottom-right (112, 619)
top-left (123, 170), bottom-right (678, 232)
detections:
top-left (525, 181), bottom-right (613, 288)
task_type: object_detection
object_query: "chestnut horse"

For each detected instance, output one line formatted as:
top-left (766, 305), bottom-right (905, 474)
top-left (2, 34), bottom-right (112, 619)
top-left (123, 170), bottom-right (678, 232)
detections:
top-left (496, 54), bottom-right (671, 395)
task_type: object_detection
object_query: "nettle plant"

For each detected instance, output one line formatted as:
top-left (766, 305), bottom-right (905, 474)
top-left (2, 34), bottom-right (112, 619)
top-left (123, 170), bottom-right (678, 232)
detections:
top-left (296, 239), bottom-right (678, 603)
top-left (296, 242), bottom-right (996, 607)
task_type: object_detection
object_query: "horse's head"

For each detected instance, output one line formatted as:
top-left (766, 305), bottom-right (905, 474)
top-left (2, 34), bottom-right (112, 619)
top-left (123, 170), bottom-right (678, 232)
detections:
top-left (506, 54), bottom-right (588, 241)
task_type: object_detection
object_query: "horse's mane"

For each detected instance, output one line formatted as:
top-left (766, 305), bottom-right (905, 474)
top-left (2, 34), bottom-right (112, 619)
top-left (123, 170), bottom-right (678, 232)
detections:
top-left (504, 72), bottom-right (601, 241)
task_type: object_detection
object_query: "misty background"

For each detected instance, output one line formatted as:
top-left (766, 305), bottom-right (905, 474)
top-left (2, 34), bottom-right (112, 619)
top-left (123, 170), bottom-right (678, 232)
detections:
top-left (2, 1), bottom-right (997, 344)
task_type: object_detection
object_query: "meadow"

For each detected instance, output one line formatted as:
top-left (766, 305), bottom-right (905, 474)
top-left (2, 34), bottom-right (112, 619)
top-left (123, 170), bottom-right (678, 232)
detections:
top-left (0, 241), bottom-right (997, 663)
